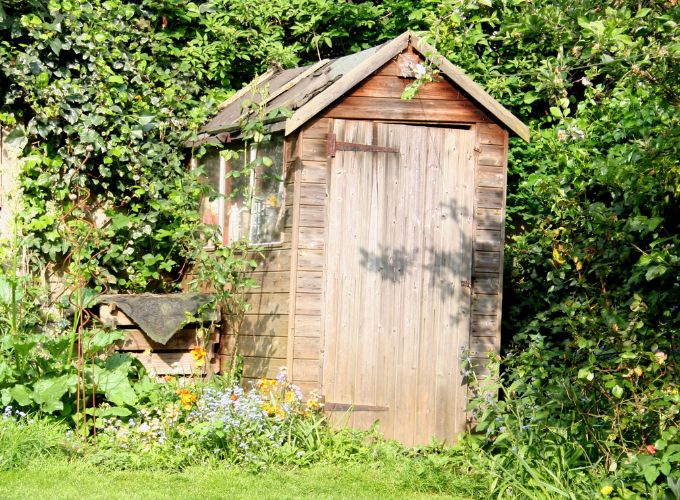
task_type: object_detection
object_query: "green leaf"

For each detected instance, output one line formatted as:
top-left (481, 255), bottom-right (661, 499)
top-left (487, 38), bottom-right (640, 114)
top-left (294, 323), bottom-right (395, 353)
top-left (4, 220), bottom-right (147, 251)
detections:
top-left (9, 385), bottom-right (33, 407)
top-left (32, 376), bottom-right (69, 413)
top-left (4, 126), bottom-right (28, 150)
top-left (108, 75), bottom-right (125, 85)
top-left (612, 385), bottom-right (624, 398)
top-left (645, 265), bottom-right (667, 281)
top-left (643, 465), bottom-right (659, 484)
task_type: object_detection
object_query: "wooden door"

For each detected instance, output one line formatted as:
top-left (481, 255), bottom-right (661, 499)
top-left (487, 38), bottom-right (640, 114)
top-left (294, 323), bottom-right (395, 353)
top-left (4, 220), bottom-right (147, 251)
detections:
top-left (322, 119), bottom-right (475, 445)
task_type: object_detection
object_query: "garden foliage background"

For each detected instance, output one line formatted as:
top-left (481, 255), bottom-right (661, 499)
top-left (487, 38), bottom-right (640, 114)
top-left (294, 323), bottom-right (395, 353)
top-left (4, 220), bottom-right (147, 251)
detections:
top-left (0, 0), bottom-right (678, 497)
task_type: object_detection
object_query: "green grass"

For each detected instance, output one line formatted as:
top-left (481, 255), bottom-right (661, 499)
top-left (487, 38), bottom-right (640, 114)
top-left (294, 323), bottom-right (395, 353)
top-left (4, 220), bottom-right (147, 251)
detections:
top-left (0, 459), bottom-right (482, 499)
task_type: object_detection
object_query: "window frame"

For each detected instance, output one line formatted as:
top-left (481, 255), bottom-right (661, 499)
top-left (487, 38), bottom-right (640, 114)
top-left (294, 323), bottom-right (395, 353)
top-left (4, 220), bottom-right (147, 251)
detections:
top-left (200, 134), bottom-right (286, 249)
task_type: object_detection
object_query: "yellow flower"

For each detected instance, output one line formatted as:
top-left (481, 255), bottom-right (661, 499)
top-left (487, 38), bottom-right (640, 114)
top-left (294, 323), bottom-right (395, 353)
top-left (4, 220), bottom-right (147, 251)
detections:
top-left (262, 401), bottom-right (275, 416)
top-left (633, 366), bottom-right (643, 377)
top-left (600, 485), bottom-right (613, 496)
top-left (177, 388), bottom-right (197, 410)
top-left (190, 346), bottom-right (207, 361)
top-left (284, 390), bottom-right (295, 403)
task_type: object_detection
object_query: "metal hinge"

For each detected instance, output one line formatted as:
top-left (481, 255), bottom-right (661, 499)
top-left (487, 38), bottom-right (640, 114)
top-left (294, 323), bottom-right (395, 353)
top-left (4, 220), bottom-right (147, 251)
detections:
top-left (327, 133), bottom-right (400, 157)
top-left (324, 402), bottom-right (389, 412)
top-left (460, 280), bottom-right (472, 289)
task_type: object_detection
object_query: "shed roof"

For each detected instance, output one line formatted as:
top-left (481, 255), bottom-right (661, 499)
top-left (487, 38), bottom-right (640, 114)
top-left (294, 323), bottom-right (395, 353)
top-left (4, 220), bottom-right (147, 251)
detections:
top-left (197, 31), bottom-right (529, 143)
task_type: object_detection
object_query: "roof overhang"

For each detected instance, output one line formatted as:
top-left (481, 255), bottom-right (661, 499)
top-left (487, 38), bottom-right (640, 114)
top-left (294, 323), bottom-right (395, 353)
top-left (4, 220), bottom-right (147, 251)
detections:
top-left (285, 31), bottom-right (529, 142)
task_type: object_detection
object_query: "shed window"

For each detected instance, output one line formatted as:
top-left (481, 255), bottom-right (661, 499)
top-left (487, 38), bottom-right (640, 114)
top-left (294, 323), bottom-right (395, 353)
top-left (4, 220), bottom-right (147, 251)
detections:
top-left (199, 134), bottom-right (285, 246)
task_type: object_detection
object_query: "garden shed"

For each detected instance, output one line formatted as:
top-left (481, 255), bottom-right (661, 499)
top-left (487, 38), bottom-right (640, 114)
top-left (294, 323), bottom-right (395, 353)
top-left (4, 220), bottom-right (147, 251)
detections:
top-left (192, 31), bottom-right (529, 445)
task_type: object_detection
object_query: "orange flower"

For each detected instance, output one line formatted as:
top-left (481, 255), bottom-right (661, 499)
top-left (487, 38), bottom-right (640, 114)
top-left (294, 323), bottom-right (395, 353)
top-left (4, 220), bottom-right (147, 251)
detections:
top-left (190, 346), bottom-right (207, 361)
top-left (230, 393), bottom-right (239, 401)
top-left (646, 444), bottom-right (656, 455)
top-left (177, 388), bottom-right (197, 410)
top-left (163, 375), bottom-right (175, 383)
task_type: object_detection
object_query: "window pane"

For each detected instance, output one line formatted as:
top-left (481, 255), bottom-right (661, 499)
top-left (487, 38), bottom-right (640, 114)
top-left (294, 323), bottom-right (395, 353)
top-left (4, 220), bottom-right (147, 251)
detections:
top-left (199, 153), bottom-right (221, 227)
top-left (250, 134), bottom-right (285, 244)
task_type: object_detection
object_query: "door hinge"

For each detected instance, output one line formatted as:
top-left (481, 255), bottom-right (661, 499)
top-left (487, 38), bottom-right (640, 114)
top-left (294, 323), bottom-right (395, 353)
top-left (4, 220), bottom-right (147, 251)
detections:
top-left (327, 133), bottom-right (400, 157)
top-left (460, 280), bottom-right (472, 289)
top-left (324, 402), bottom-right (389, 412)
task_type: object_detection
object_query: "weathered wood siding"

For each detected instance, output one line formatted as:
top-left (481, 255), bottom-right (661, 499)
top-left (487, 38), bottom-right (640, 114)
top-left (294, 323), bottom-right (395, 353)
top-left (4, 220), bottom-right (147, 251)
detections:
top-left (219, 135), bottom-right (299, 386)
top-left (319, 119), bottom-right (475, 446)
top-left (322, 51), bottom-right (492, 125)
top-left (470, 123), bottom-right (507, 372)
top-left (286, 118), bottom-right (330, 394)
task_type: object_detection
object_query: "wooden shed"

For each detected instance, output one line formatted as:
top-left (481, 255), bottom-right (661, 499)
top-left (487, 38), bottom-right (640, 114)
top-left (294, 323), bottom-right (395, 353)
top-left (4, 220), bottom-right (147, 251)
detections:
top-left (192, 31), bottom-right (529, 445)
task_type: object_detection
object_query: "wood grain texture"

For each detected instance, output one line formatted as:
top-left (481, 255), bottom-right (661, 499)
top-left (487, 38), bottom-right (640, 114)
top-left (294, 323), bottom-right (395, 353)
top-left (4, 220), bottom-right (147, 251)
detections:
top-left (351, 75), bottom-right (463, 100)
top-left (475, 208), bottom-right (503, 230)
top-left (322, 96), bottom-right (491, 123)
top-left (301, 138), bottom-right (327, 162)
top-left (223, 335), bottom-right (287, 358)
top-left (118, 329), bottom-right (218, 351)
top-left (298, 205), bottom-right (326, 228)
top-left (130, 351), bottom-right (219, 376)
top-left (235, 314), bottom-right (288, 337)
top-left (474, 229), bottom-right (502, 252)
top-left (298, 183), bottom-right (326, 206)
top-left (321, 119), bottom-right (474, 445)
top-left (299, 161), bottom-right (328, 183)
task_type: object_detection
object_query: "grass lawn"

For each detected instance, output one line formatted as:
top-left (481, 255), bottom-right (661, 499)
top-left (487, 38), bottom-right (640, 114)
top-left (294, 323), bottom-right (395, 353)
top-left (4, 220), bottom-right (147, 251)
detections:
top-left (0, 459), bottom-right (482, 499)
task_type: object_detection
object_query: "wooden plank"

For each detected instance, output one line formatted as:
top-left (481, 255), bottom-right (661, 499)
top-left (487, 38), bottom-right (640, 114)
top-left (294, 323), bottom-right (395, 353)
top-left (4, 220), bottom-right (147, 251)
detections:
top-left (293, 358), bottom-right (320, 382)
top-left (302, 118), bottom-right (331, 139)
top-left (475, 207), bottom-right (503, 230)
top-left (248, 271), bottom-right (291, 293)
top-left (243, 292), bottom-right (289, 316)
top-left (322, 96), bottom-right (491, 123)
top-left (300, 160), bottom-right (328, 183)
top-left (471, 315), bottom-right (499, 336)
top-left (286, 31), bottom-right (412, 134)
top-left (478, 145), bottom-right (505, 166)
top-left (474, 251), bottom-right (501, 272)
top-left (298, 249), bottom-right (324, 270)
top-left (296, 293), bottom-right (322, 316)
top-left (472, 294), bottom-right (500, 315)
top-left (475, 229), bottom-right (502, 252)
top-left (478, 123), bottom-right (506, 145)
top-left (298, 226), bottom-right (324, 250)
top-left (130, 351), bottom-right (218, 376)
top-left (301, 138), bottom-right (327, 161)
top-left (299, 205), bottom-right (326, 228)
top-left (118, 328), bottom-right (218, 351)
top-left (233, 314), bottom-right (288, 337)
top-left (477, 166), bottom-right (504, 188)
top-left (243, 357), bottom-right (287, 379)
top-left (295, 315), bottom-right (322, 337)
top-left (473, 275), bottom-right (500, 294)
top-left (286, 147), bottom-right (302, 381)
top-left (476, 187), bottom-right (504, 209)
top-left (250, 249), bottom-right (292, 272)
top-left (351, 75), bottom-right (463, 100)
top-left (223, 335), bottom-right (288, 359)
top-left (99, 304), bottom-right (135, 326)
top-left (299, 183), bottom-right (326, 206)
top-left (294, 381), bottom-right (321, 396)
top-left (470, 336), bottom-right (499, 356)
top-left (296, 271), bottom-right (323, 293)
top-left (293, 336), bottom-right (321, 360)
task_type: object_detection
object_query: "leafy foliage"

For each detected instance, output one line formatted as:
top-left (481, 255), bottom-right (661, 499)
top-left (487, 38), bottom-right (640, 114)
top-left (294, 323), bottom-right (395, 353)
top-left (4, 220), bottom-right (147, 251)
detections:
top-left (426, 1), bottom-right (679, 496)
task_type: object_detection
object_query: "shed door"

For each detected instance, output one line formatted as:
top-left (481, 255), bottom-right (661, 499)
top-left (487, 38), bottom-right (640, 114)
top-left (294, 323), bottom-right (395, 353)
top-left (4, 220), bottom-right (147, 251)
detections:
top-left (322, 119), bottom-right (475, 446)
